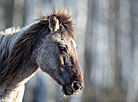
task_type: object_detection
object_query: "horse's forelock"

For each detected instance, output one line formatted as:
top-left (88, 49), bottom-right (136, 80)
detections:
top-left (40, 10), bottom-right (76, 40)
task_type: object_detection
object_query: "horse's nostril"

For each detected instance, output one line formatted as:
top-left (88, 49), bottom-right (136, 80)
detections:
top-left (72, 81), bottom-right (80, 91)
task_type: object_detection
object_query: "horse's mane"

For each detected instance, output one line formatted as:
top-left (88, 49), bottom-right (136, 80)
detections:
top-left (0, 27), bottom-right (20, 35)
top-left (0, 10), bottom-right (75, 84)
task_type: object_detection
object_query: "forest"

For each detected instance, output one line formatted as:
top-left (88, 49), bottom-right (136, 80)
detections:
top-left (0, 0), bottom-right (138, 102)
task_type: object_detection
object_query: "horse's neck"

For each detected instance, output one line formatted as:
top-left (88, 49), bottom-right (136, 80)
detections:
top-left (0, 22), bottom-right (39, 102)
top-left (7, 21), bottom-right (40, 84)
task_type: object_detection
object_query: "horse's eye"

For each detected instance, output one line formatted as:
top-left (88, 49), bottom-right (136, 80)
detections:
top-left (58, 46), bottom-right (67, 53)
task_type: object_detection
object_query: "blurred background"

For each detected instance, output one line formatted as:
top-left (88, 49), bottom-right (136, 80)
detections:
top-left (0, 0), bottom-right (138, 102)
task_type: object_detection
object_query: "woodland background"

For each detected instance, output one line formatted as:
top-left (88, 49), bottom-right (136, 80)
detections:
top-left (0, 0), bottom-right (138, 102)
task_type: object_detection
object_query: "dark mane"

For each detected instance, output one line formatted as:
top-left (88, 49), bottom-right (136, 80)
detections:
top-left (0, 10), bottom-right (75, 83)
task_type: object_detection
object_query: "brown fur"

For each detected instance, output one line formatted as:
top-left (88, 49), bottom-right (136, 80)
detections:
top-left (0, 10), bottom-right (75, 84)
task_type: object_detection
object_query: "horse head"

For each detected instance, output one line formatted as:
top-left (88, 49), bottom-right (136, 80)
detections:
top-left (35, 11), bottom-right (84, 95)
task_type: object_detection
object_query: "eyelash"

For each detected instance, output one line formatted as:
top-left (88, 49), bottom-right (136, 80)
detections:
top-left (58, 45), bottom-right (67, 53)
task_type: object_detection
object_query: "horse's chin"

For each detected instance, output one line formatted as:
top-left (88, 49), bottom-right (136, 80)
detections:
top-left (62, 85), bottom-right (79, 96)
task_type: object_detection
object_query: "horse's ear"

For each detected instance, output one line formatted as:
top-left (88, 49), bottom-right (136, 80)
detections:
top-left (49, 15), bottom-right (60, 33)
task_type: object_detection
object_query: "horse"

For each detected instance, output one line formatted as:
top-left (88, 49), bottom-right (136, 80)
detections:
top-left (0, 10), bottom-right (84, 102)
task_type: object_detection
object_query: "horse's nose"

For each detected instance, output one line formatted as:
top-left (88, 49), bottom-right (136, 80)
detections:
top-left (71, 81), bottom-right (81, 91)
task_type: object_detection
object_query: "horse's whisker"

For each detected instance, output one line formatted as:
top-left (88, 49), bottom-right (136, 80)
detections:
top-left (64, 94), bottom-right (67, 99)
top-left (63, 94), bottom-right (67, 102)
top-left (57, 94), bottom-right (64, 102)
top-left (57, 94), bottom-right (67, 102)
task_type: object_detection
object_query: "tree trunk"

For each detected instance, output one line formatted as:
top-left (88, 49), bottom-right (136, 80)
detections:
top-left (4, 0), bottom-right (15, 28)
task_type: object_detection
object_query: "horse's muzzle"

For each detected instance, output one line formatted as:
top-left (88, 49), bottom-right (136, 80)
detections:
top-left (62, 81), bottom-right (84, 95)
